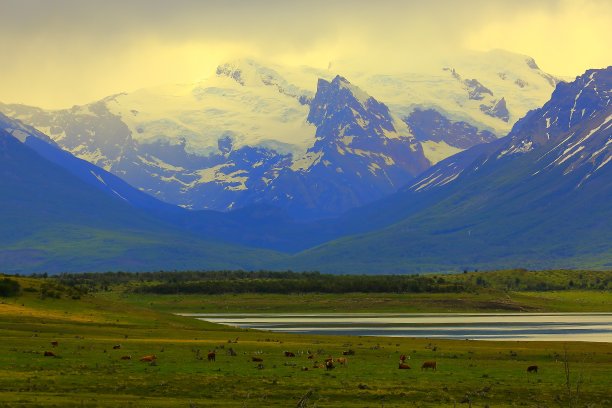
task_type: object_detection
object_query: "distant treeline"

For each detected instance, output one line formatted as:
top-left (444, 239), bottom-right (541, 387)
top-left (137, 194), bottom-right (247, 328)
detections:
top-left (135, 276), bottom-right (466, 295)
top-left (445, 269), bottom-right (611, 292)
top-left (53, 271), bottom-right (466, 294)
top-left (44, 269), bottom-right (612, 295)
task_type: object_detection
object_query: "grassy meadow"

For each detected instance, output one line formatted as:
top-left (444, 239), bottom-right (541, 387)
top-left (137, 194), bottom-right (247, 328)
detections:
top-left (0, 271), bottom-right (611, 407)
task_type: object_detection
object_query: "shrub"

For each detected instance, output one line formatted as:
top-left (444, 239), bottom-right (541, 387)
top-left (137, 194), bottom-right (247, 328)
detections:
top-left (0, 278), bottom-right (21, 297)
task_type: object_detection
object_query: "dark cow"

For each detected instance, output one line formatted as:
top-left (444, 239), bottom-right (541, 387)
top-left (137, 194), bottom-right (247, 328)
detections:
top-left (284, 351), bottom-right (296, 357)
top-left (252, 356), bottom-right (263, 362)
top-left (527, 365), bottom-right (538, 373)
top-left (207, 351), bottom-right (216, 362)
top-left (43, 351), bottom-right (55, 357)
top-left (343, 349), bottom-right (355, 356)
top-left (120, 355), bottom-right (131, 360)
top-left (421, 361), bottom-right (437, 371)
top-left (307, 354), bottom-right (315, 359)
top-left (139, 354), bottom-right (157, 362)
top-left (50, 341), bottom-right (58, 347)
top-left (398, 363), bottom-right (411, 369)
top-left (113, 344), bottom-right (121, 350)
top-left (325, 360), bottom-right (335, 370)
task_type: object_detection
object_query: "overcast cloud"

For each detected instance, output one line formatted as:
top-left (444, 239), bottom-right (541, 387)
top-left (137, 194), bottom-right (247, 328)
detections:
top-left (0, 0), bottom-right (609, 108)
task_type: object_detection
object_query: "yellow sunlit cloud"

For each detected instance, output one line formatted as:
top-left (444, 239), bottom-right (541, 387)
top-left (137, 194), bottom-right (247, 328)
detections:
top-left (463, 0), bottom-right (611, 77)
top-left (0, 0), bottom-right (609, 109)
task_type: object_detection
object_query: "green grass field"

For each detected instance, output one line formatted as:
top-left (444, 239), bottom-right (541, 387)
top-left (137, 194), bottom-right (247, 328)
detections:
top-left (1, 274), bottom-right (611, 407)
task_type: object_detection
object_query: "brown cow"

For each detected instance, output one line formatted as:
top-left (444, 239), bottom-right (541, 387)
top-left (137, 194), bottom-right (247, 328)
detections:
top-left (113, 344), bottom-right (121, 350)
top-left (284, 351), bottom-right (296, 357)
top-left (51, 341), bottom-right (58, 347)
top-left (336, 357), bottom-right (348, 366)
top-left (325, 360), bottom-right (335, 370)
top-left (139, 354), bottom-right (157, 362)
top-left (252, 356), bottom-right (263, 362)
top-left (43, 351), bottom-right (55, 357)
top-left (527, 365), bottom-right (538, 373)
top-left (207, 351), bottom-right (216, 362)
top-left (343, 349), bottom-right (355, 356)
top-left (398, 363), bottom-right (411, 369)
top-left (400, 354), bottom-right (410, 362)
top-left (421, 361), bottom-right (437, 371)
top-left (120, 355), bottom-right (132, 360)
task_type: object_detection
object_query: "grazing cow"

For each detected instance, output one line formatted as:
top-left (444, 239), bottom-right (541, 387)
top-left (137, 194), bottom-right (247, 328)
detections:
top-left (120, 355), bottom-right (131, 360)
top-left (207, 351), bottom-right (216, 362)
top-left (325, 360), bottom-right (335, 370)
top-left (336, 357), bottom-right (348, 366)
top-left (113, 344), bottom-right (121, 350)
top-left (284, 351), bottom-right (296, 357)
top-left (139, 354), bottom-right (157, 362)
top-left (421, 361), bottom-right (437, 371)
top-left (398, 363), bottom-right (411, 369)
top-left (252, 357), bottom-right (263, 362)
top-left (51, 341), bottom-right (58, 347)
top-left (527, 365), bottom-right (538, 373)
top-left (343, 349), bottom-right (355, 356)
top-left (43, 351), bottom-right (55, 357)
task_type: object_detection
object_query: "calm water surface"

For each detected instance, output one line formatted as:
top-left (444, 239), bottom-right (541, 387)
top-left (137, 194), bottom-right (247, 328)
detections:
top-left (179, 313), bottom-right (612, 342)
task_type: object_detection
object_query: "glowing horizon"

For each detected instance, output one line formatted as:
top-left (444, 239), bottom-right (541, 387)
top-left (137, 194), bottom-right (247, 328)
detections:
top-left (0, 0), bottom-right (610, 109)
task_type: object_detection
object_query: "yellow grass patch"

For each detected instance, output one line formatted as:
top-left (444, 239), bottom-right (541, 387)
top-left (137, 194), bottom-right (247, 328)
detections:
top-left (0, 302), bottom-right (97, 323)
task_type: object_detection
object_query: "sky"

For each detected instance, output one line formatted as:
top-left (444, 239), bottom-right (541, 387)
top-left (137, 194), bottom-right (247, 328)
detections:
top-left (0, 0), bottom-right (610, 109)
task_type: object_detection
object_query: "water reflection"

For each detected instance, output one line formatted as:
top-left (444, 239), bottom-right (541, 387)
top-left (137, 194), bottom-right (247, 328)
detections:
top-left (179, 313), bottom-right (612, 342)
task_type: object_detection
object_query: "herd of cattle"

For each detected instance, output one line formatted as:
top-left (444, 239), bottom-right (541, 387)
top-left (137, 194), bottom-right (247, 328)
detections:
top-left (41, 340), bottom-right (540, 374)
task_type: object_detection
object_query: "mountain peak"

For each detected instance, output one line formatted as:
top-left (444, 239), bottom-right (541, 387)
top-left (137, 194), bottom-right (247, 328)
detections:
top-left (309, 76), bottom-right (377, 128)
top-left (509, 66), bottom-right (611, 145)
top-left (332, 75), bottom-right (372, 105)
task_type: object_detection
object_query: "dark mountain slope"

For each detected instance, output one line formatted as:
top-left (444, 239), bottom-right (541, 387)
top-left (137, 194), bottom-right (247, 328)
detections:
top-left (0, 129), bottom-right (283, 273)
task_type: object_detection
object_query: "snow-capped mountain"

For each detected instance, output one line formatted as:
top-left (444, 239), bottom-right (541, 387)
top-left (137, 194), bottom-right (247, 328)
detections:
top-left (284, 67), bottom-right (611, 272)
top-left (408, 66), bottom-right (611, 195)
top-left (0, 112), bottom-right (180, 214)
top-left (342, 49), bottom-right (560, 135)
top-left (257, 75), bottom-right (430, 218)
top-left (0, 50), bottom-right (559, 218)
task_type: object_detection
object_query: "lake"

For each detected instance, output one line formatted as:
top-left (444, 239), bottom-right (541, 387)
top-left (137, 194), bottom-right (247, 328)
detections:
top-left (179, 312), bottom-right (612, 342)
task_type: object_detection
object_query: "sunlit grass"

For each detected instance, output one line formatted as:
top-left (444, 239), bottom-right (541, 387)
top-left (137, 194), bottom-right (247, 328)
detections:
top-left (0, 276), bottom-right (610, 407)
